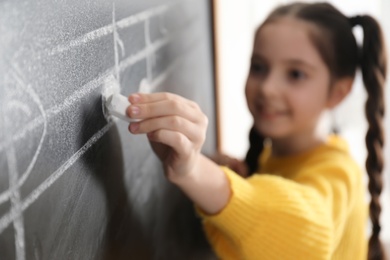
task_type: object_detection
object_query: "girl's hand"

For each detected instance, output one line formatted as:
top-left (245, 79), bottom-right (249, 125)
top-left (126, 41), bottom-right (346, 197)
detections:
top-left (210, 153), bottom-right (249, 178)
top-left (127, 93), bottom-right (231, 215)
top-left (127, 92), bottom-right (208, 183)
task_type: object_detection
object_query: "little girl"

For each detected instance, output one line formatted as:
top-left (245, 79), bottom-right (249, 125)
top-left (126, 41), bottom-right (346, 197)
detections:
top-left (126, 2), bottom-right (387, 259)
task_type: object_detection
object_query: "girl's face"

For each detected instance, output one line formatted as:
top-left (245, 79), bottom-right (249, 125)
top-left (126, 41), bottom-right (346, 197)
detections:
top-left (245, 17), bottom-right (332, 140)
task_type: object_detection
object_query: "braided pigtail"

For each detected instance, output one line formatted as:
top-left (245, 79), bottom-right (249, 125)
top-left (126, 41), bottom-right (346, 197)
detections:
top-left (244, 126), bottom-right (265, 175)
top-left (351, 15), bottom-right (387, 260)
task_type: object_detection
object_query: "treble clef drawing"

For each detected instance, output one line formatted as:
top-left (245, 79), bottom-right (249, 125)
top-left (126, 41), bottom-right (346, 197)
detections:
top-left (0, 65), bottom-right (47, 260)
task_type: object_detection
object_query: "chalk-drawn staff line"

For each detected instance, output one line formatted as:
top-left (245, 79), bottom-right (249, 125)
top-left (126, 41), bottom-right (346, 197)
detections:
top-left (0, 37), bottom-right (167, 206)
top-left (0, 36), bottom-right (168, 156)
top-left (6, 101), bottom-right (31, 117)
top-left (112, 2), bottom-right (125, 84)
top-left (0, 2), bottom-right (202, 234)
top-left (0, 25), bottom-right (178, 206)
top-left (6, 144), bottom-right (25, 260)
top-left (47, 2), bottom-right (177, 56)
top-left (143, 26), bottom-right (205, 93)
top-left (0, 53), bottom-right (179, 233)
top-left (0, 59), bottom-right (176, 234)
top-left (9, 68), bottom-right (49, 194)
top-left (0, 34), bottom-right (202, 233)
top-left (0, 72), bottom-right (48, 206)
top-left (3, 68), bottom-right (48, 260)
top-left (0, 11), bottom-right (199, 155)
top-left (0, 121), bottom-right (115, 234)
top-left (145, 18), bottom-right (152, 83)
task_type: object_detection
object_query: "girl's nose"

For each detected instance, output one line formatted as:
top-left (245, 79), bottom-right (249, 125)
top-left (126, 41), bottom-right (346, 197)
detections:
top-left (257, 72), bottom-right (279, 98)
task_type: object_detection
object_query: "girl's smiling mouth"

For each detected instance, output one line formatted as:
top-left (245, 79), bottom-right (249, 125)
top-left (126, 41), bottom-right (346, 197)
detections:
top-left (255, 102), bottom-right (289, 120)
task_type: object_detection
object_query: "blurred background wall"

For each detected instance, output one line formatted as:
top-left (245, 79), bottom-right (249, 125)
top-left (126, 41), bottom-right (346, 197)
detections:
top-left (214, 0), bottom-right (390, 251)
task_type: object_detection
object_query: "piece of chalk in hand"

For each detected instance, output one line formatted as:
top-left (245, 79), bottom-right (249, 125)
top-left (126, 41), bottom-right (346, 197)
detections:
top-left (105, 93), bottom-right (138, 123)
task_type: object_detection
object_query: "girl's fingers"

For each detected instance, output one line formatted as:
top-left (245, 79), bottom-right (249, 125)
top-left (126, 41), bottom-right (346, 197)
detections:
top-left (127, 92), bottom-right (208, 159)
top-left (127, 93), bottom-right (205, 124)
top-left (129, 115), bottom-right (205, 143)
top-left (129, 92), bottom-right (195, 108)
top-left (147, 129), bottom-right (191, 156)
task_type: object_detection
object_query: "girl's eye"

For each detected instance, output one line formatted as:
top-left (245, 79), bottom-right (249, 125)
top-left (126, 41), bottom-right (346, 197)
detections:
top-left (288, 69), bottom-right (306, 81)
top-left (250, 62), bottom-right (267, 75)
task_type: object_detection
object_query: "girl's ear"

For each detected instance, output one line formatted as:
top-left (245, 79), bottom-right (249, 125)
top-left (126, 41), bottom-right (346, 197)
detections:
top-left (326, 77), bottom-right (353, 109)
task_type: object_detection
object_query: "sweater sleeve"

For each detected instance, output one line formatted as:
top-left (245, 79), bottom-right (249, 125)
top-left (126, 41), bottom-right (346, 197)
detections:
top-left (195, 162), bottom-right (359, 260)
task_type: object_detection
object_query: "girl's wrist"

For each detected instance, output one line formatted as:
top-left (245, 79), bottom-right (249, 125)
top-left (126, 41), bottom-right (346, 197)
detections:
top-left (167, 155), bottom-right (203, 187)
top-left (168, 154), bottom-right (231, 215)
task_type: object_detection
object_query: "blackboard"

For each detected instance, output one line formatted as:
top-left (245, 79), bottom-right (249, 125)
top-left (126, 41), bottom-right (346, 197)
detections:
top-left (0, 0), bottom-right (218, 259)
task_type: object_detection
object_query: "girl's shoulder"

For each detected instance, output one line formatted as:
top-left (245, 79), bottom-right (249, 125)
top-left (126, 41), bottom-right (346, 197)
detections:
top-left (258, 134), bottom-right (361, 179)
top-left (325, 134), bottom-right (349, 154)
top-left (311, 134), bottom-right (357, 165)
top-left (296, 135), bottom-right (363, 188)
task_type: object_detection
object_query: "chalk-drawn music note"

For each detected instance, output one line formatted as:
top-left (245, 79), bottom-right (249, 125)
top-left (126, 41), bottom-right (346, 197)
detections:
top-left (0, 68), bottom-right (47, 206)
top-left (0, 0), bottom-right (197, 241)
top-left (139, 12), bottom-right (160, 94)
top-left (0, 3), bottom-right (178, 156)
top-left (1, 66), bottom-right (47, 260)
top-left (112, 2), bottom-right (126, 85)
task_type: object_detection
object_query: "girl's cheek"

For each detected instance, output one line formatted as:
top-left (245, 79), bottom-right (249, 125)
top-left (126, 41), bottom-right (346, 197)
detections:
top-left (245, 83), bottom-right (253, 100)
top-left (246, 86), bottom-right (256, 102)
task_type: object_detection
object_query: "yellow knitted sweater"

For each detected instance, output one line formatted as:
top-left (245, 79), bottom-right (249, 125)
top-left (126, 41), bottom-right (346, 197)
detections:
top-left (196, 135), bottom-right (368, 259)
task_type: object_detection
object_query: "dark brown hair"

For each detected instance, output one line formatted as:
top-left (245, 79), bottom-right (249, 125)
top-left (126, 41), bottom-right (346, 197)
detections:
top-left (244, 2), bottom-right (387, 259)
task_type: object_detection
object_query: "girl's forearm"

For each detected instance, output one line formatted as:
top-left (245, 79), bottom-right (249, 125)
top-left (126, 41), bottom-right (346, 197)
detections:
top-left (170, 154), bottom-right (231, 215)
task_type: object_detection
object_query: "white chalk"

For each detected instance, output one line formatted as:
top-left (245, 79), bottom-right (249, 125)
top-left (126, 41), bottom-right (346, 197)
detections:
top-left (101, 75), bottom-right (138, 123)
top-left (105, 93), bottom-right (137, 123)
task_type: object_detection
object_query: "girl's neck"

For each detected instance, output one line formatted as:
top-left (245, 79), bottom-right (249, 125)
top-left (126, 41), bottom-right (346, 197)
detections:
top-left (269, 132), bottom-right (328, 157)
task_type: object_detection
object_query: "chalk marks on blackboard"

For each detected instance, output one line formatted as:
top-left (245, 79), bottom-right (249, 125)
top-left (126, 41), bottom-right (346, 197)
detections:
top-left (0, 1), bottom-right (202, 259)
top-left (47, 2), bottom-right (176, 57)
top-left (9, 68), bottom-right (48, 196)
top-left (0, 27), bottom-right (165, 154)
top-left (0, 121), bottom-right (115, 235)
top-left (2, 67), bottom-right (48, 260)
top-left (112, 2), bottom-right (125, 84)
top-left (6, 144), bottom-right (25, 260)
top-left (6, 101), bottom-right (31, 118)
top-left (0, 2), bottom-right (199, 155)
top-left (0, 47), bottom-right (194, 234)
top-left (145, 18), bottom-right (153, 83)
